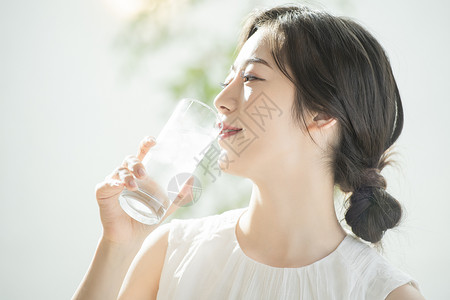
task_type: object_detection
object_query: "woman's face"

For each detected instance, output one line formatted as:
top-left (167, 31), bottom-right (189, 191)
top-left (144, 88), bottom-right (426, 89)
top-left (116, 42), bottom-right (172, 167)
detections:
top-left (214, 28), bottom-right (310, 179)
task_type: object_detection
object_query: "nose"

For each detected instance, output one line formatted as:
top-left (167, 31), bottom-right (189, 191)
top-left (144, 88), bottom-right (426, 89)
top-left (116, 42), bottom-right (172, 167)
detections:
top-left (213, 79), bottom-right (239, 116)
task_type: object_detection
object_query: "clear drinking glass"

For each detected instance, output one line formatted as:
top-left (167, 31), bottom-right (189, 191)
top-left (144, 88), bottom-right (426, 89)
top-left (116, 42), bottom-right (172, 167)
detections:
top-left (119, 98), bottom-right (223, 225)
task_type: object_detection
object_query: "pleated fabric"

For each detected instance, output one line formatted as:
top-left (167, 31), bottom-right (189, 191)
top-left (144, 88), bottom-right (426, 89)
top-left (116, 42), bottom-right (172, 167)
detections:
top-left (156, 208), bottom-right (419, 300)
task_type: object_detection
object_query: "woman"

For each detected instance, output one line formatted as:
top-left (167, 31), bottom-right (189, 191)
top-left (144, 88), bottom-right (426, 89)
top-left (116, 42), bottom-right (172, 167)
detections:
top-left (73, 4), bottom-right (425, 300)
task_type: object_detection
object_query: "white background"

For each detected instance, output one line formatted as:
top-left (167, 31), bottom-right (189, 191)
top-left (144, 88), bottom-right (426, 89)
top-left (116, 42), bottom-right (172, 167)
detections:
top-left (0, 0), bottom-right (448, 298)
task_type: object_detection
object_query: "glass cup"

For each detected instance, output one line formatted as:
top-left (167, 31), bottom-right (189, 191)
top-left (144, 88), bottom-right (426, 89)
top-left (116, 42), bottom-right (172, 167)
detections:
top-left (119, 98), bottom-right (223, 225)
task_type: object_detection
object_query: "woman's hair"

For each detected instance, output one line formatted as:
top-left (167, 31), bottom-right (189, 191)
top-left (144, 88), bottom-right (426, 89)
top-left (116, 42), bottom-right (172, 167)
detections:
top-left (238, 5), bottom-right (404, 243)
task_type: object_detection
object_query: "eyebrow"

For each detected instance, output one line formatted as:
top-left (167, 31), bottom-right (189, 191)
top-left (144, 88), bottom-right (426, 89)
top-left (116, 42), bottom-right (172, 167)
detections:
top-left (231, 57), bottom-right (273, 72)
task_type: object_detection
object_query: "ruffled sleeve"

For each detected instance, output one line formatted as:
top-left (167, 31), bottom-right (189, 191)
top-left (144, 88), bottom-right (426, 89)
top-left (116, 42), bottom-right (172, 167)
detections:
top-left (366, 254), bottom-right (420, 299)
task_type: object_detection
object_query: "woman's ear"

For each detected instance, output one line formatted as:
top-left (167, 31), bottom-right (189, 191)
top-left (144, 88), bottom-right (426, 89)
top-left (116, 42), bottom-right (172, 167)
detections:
top-left (308, 112), bottom-right (340, 149)
top-left (310, 112), bottom-right (337, 130)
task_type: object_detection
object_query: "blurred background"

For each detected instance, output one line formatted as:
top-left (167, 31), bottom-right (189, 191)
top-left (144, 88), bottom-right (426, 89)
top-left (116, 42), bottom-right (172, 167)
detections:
top-left (1, 0), bottom-right (449, 298)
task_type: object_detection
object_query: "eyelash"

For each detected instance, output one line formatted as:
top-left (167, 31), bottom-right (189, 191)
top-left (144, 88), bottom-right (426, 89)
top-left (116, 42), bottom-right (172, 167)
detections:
top-left (219, 71), bottom-right (261, 89)
top-left (219, 81), bottom-right (229, 89)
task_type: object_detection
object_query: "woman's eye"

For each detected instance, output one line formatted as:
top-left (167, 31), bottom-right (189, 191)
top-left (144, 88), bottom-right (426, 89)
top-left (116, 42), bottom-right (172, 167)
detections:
top-left (220, 72), bottom-right (263, 89)
top-left (219, 81), bottom-right (230, 89)
top-left (219, 75), bottom-right (234, 89)
top-left (240, 71), bottom-right (260, 83)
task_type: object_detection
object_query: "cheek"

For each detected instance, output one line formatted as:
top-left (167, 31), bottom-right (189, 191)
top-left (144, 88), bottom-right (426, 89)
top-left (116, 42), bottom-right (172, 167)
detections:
top-left (234, 120), bottom-right (294, 159)
top-left (216, 123), bottom-right (301, 175)
top-left (257, 121), bottom-right (296, 155)
top-left (243, 85), bottom-right (254, 100)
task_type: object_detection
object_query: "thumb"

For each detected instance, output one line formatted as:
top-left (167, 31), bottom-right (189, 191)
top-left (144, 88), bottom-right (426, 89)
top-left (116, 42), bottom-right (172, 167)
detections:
top-left (162, 176), bottom-right (197, 220)
top-left (96, 179), bottom-right (125, 202)
top-left (173, 175), bottom-right (196, 207)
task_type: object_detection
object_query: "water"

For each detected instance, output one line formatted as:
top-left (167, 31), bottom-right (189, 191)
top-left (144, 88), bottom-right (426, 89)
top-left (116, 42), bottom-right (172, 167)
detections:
top-left (119, 129), bottom-right (216, 225)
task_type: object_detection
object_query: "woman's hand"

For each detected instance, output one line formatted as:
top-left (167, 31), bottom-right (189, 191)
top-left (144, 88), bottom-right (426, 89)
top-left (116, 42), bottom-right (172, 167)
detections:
top-left (95, 136), bottom-right (184, 245)
top-left (73, 136), bottom-right (194, 300)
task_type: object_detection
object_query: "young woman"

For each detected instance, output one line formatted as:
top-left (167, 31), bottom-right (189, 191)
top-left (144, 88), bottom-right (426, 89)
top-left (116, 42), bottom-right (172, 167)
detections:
top-left (73, 4), bottom-right (425, 300)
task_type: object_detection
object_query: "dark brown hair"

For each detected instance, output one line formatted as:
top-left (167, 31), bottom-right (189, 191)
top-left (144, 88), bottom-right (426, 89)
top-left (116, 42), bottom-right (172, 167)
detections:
top-left (238, 5), bottom-right (404, 243)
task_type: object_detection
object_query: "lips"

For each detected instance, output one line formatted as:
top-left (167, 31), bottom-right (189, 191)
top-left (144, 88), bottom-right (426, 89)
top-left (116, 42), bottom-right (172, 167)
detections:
top-left (220, 123), bottom-right (242, 138)
top-left (219, 123), bottom-right (243, 135)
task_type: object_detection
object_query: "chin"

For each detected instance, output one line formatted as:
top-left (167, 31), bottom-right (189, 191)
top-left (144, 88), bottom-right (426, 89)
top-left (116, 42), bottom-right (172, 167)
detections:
top-left (217, 149), bottom-right (256, 179)
top-left (217, 161), bottom-right (246, 178)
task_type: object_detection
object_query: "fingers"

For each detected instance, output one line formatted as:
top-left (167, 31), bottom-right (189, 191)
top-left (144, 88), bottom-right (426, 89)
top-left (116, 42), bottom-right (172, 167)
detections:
top-left (137, 136), bottom-right (156, 161)
top-left (97, 136), bottom-right (156, 199)
top-left (122, 155), bottom-right (146, 179)
top-left (112, 136), bottom-right (156, 188)
top-left (116, 166), bottom-right (139, 191)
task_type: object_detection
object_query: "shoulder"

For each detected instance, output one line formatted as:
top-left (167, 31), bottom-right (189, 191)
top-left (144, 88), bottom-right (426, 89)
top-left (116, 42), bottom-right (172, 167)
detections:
top-left (339, 235), bottom-right (422, 299)
top-left (118, 223), bottom-right (172, 299)
top-left (118, 209), bottom-right (234, 300)
top-left (385, 282), bottom-right (425, 300)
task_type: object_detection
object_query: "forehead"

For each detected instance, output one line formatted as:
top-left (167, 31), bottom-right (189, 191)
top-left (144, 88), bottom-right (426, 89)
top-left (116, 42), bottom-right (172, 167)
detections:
top-left (233, 29), bottom-right (271, 70)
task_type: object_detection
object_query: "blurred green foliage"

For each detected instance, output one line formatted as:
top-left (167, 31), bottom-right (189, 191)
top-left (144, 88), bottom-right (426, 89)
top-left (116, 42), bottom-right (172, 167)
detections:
top-left (168, 66), bottom-right (222, 106)
top-left (167, 44), bottom-right (237, 106)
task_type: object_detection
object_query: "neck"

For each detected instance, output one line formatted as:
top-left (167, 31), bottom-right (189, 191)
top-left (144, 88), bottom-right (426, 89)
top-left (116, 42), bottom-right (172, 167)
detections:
top-left (237, 158), bottom-right (347, 267)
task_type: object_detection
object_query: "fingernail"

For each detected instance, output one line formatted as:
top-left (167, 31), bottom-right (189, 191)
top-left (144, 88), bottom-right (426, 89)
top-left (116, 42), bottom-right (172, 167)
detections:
top-left (138, 168), bottom-right (146, 177)
top-left (129, 180), bottom-right (137, 188)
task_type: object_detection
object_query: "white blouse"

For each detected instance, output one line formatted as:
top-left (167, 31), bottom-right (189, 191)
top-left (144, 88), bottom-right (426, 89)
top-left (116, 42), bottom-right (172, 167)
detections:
top-left (156, 207), bottom-right (419, 299)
